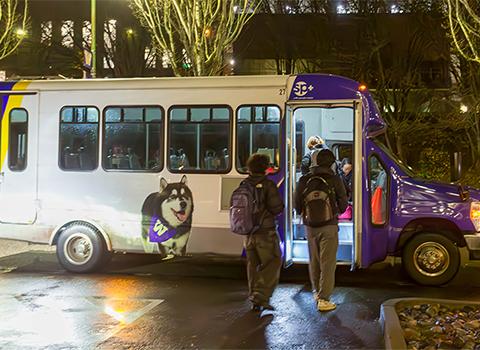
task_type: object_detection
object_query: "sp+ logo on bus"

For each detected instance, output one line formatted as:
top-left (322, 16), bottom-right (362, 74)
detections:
top-left (293, 81), bottom-right (314, 97)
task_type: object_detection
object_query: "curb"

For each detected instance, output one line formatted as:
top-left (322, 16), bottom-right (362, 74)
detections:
top-left (380, 298), bottom-right (480, 350)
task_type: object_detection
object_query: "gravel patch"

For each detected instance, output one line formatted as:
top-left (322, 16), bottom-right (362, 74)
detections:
top-left (398, 302), bottom-right (480, 350)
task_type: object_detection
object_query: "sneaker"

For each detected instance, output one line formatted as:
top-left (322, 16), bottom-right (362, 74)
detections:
top-left (251, 304), bottom-right (262, 312)
top-left (260, 303), bottom-right (275, 311)
top-left (317, 299), bottom-right (336, 312)
top-left (251, 302), bottom-right (275, 312)
top-left (313, 293), bottom-right (320, 302)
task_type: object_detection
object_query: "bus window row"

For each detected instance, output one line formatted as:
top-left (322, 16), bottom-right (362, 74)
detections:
top-left (53, 104), bottom-right (280, 173)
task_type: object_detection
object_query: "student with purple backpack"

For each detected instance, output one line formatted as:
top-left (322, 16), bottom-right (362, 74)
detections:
top-left (230, 153), bottom-right (284, 311)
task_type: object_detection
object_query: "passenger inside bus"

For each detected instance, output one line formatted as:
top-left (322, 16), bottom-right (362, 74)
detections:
top-left (339, 158), bottom-right (353, 202)
top-left (170, 148), bottom-right (190, 170)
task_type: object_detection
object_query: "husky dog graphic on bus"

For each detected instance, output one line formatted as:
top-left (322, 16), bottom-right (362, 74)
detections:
top-left (141, 175), bottom-right (194, 257)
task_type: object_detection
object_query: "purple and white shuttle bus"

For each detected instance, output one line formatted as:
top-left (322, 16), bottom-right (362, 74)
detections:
top-left (0, 74), bottom-right (479, 285)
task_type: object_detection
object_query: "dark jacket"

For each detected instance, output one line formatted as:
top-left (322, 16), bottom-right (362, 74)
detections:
top-left (294, 166), bottom-right (348, 226)
top-left (245, 175), bottom-right (284, 233)
top-left (340, 171), bottom-right (353, 202)
top-left (301, 143), bottom-right (329, 175)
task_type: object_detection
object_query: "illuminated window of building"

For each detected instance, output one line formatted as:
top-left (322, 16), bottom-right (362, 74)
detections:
top-left (61, 20), bottom-right (74, 48)
top-left (145, 47), bottom-right (157, 69)
top-left (40, 21), bottom-right (52, 45)
top-left (82, 21), bottom-right (91, 48)
top-left (103, 19), bottom-right (116, 69)
top-left (161, 51), bottom-right (171, 68)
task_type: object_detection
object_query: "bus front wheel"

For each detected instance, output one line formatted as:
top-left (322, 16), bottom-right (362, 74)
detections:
top-left (403, 233), bottom-right (460, 286)
top-left (56, 223), bottom-right (109, 273)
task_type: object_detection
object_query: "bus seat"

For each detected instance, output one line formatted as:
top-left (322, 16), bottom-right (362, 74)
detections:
top-left (204, 150), bottom-right (217, 170)
top-left (128, 151), bottom-right (141, 169)
top-left (220, 148), bottom-right (229, 169)
top-left (78, 147), bottom-right (92, 170)
top-left (64, 147), bottom-right (80, 169)
top-left (118, 156), bottom-right (130, 169)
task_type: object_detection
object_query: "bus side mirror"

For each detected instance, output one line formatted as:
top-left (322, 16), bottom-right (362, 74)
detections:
top-left (365, 120), bottom-right (386, 138)
top-left (450, 151), bottom-right (463, 183)
top-left (459, 184), bottom-right (470, 201)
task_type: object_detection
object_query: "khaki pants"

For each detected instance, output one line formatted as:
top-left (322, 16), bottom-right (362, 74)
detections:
top-left (306, 225), bottom-right (338, 301)
top-left (244, 230), bottom-right (282, 305)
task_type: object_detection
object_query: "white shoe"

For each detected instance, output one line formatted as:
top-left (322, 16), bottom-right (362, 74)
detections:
top-left (317, 299), bottom-right (336, 312)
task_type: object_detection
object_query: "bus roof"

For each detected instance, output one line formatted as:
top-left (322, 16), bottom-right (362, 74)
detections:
top-left (0, 75), bottom-right (290, 92)
top-left (0, 74), bottom-right (364, 100)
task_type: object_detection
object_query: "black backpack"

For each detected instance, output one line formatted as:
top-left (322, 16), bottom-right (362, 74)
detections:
top-left (302, 176), bottom-right (336, 227)
top-left (230, 179), bottom-right (265, 235)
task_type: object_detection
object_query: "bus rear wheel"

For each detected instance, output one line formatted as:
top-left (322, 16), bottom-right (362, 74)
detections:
top-left (56, 223), bottom-right (109, 273)
top-left (403, 233), bottom-right (460, 286)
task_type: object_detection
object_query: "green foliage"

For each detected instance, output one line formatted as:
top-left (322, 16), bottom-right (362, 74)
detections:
top-left (414, 147), bottom-right (450, 182)
top-left (462, 170), bottom-right (480, 188)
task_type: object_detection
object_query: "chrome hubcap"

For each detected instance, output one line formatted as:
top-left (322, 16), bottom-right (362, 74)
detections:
top-left (413, 242), bottom-right (450, 277)
top-left (64, 233), bottom-right (93, 265)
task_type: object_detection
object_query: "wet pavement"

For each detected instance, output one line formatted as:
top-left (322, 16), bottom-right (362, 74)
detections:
top-left (0, 251), bottom-right (479, 349)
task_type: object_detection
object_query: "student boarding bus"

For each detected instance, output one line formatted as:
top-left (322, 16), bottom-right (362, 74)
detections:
top-left (1, 74), bottom-right (479, 285)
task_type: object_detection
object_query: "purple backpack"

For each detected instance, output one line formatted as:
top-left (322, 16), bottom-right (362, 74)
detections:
top-left (230, 180), bottom-right (264, 235)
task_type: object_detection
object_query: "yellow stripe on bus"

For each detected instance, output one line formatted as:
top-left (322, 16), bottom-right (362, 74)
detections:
top-left (0, 81), bottom-right (31, 172)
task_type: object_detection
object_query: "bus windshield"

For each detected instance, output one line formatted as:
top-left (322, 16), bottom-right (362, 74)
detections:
top-left (373, 136), bottom-right (416, 177)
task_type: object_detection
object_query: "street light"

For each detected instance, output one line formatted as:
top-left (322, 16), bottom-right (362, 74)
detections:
top-left (16, 28), bottom-right (27, 37)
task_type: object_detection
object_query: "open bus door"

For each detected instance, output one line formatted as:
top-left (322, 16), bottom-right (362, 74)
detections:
top-left (283, 105), bottom-right (294, 267)
top-left (0, 90), bottom-right (38, 224)
top-left (284, 101), bottom-right (362, 270)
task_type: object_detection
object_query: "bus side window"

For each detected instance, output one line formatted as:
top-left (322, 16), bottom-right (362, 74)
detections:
top-left (369, 155), bottom-right (388, 225)
top-left (168, 106), bottom-right (231, 173)
top-left (236, 105), bottom-right (280, 174)
top-left (103, 106), bottom-right (163, 172)
top-left (8, 108), bottom-right (28, 171)
top-left (59, 107), bottom-right (99, 171)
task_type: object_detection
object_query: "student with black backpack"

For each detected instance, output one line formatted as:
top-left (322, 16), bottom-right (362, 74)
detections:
top-left (294, 149), bottom-right (348, 312)
top-left (230, 154), bottom-right (284, 312)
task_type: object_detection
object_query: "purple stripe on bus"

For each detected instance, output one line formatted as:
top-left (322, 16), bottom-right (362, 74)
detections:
top-left (0, 82), bottom-right (16, 122)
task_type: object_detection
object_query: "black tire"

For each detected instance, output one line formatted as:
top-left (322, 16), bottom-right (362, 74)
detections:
top-left (56, 222), bottom-right (109, 273)
top-left (402, 233), bottom-right (460, 286)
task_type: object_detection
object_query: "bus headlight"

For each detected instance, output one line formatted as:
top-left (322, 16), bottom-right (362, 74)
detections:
top-left (470, 202), bottom-right (480, 232)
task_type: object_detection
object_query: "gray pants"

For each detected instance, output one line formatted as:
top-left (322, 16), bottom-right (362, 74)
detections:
top-left (244, 230), bottom-right (282, 305)
top-left (306, 225), bottom-right (339, 300)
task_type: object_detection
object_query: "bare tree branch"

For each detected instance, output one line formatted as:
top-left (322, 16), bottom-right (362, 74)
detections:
top-left (446, 0), bottom-right (480, 64)
top-left (130, 0), bottom-right (260, 76)
top-left (0, 0), bottom-right (28, 61)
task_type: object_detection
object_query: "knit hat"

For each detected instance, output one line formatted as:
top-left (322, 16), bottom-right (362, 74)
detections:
top-left (311, 149), bottom-right (336, 168)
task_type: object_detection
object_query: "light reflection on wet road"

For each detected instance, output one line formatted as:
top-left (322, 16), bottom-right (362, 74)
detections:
top-left (0, 252), bottom-right (479, 349)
